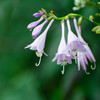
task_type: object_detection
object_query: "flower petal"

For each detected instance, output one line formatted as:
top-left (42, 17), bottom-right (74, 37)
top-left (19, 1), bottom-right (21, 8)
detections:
top-left (85, 45), bottom-right (96, 62)
top-left (52, 54), bottom-right (58, 62)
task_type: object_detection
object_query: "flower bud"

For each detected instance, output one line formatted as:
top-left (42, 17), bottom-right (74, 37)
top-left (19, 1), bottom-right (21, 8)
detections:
top-left (96, 28), bottom-right (100, 34)
top-left (33, 12), bottom-right (45, 17)
top-left (78, 16), bottom-right (82, 26)
top-left (89, 15), bottom-right (94, 22)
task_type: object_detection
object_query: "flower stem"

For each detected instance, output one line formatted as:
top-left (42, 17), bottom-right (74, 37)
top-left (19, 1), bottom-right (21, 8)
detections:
top-left (46, 12), bottom-right (100, 26)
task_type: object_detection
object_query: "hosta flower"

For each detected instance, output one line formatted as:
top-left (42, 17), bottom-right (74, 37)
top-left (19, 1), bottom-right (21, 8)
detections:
top-left (25, 19), bottom-right (54, 66)
top-left (27, 17), bottom-right (44, 30)
top-left (32, 19), bottom-right (48, 39)
top-left (66, 19), bottom-right (86, 59)
top-left (33, 12), bottom-right (45, 17)
top-left (73, 18), bottom-right (96, 73)
top-left (52, 20), bottom-right (72, 74)
top-left (77, 46), bottom-right (96, 74)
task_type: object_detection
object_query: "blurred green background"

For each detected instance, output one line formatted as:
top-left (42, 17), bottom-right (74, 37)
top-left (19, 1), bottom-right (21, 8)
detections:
top-left (0, 0), bottom-right (100, 100)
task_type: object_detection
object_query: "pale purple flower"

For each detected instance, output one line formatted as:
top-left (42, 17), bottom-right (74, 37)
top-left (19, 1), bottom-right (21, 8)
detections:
top-left (32, 19), bottom-right (48, 39)
top-left (27, 17), bottom-right (44, 30)
top-left (52, 20), bottom-right (72, 74)
top-left (73, 18), bottom-right (96, 73)
top-left (33, 12), bottom-right (45, 17)
top-left (66, 19), bottom-right (86, 59)
top-left (77, 47), bottom-right (96, 73)
top-left (77, 52), bottom-right (88, 71)
top-left (25, 19), bottom-right (54, 66)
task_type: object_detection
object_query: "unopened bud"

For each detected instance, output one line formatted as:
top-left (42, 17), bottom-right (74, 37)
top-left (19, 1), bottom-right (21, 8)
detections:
top-left (50, 10), bottom-right (54, 13)
top-left (92, 26), bottom-right (100, 32)
top-left (72, 7), bottom-right (80, 11)
top-left (96, 28), bottom-right (100, 34)
top-left (78, 16), bottom-right (82, 26)
top-left (89, 15), bottom-right (94, 22)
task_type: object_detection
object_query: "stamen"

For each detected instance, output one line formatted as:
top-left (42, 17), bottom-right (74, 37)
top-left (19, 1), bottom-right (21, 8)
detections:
top-left (35, 57), bottom-right (42, 66)
top-left (75, 58), bottom-right (77, 64)
top-left (61, 65), bottom-right (65, 74)
top-left (91, 62), bottom-right (96, 70)
top-left (72, 49), bottom-right (77, 57)
top-left (78, 67), bottom-right (80, 71)
top-left (85, 70), bottom-right (90, 75)
top-left (60, 60), bottom-right (67, 66)
top-left (36, 51), bottom-right (42, 57)
top-left (86, 62), bottom-right (88, 65)
top-left (90, 58), bottom-right (93, 62)
top-left (72, 49), bottom-right (76, 52)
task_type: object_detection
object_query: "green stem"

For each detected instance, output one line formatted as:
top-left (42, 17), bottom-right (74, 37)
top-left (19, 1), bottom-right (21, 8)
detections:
top-left (46, 13), bottom-right (100, 25)
top-left (68, 13), bottom-right (100, 25)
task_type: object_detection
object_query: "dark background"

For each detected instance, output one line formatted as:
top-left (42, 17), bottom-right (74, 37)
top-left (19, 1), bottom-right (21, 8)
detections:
top-left (0, 0), bottom-right (100, 100)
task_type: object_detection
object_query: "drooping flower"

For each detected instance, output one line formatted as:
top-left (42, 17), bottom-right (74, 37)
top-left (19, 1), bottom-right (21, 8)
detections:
top-left (32, 19), bottom-right (48, 39)
top-left (73, 17), bottom-right (96, 73)
top-left (33, 12), bottom-right (45, 17)
top-left (27, 17), bottom-right (44, 30)
top-left (25, 19), bottom-right (54, 66)
top-left (66, 19), bottom-right (86, 59)
top-left (52, 20), bottom-right (72, 74)
top-left (77, 47), bottom-right (96, 74)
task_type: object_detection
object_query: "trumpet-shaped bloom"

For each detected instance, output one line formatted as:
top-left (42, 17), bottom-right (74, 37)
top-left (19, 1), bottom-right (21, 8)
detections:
top-left (77, 52), bottom-right (88, 71)
top-left (32, 20), bottom-right (48, 39)
top-left (33, 12), bottom-right (45, 17)
top-left (73, 18), bottom-right (96, 72)
top-left (27, 17), bottom-right (44, 30)
top-left (77, 46), bottom-right (96, 72)
top-left (52, 20), bottom-right (72, 74)
top-left (66, 19), bottom-right (86, 59)
top-left (25, 19), bottom-right (54, 66)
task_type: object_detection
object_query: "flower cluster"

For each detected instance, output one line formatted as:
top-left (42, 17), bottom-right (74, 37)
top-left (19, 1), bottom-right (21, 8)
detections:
top-left (25, 9), bottom-right (96, 74)
top-left (73, 0), bottom-right (88, 10)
